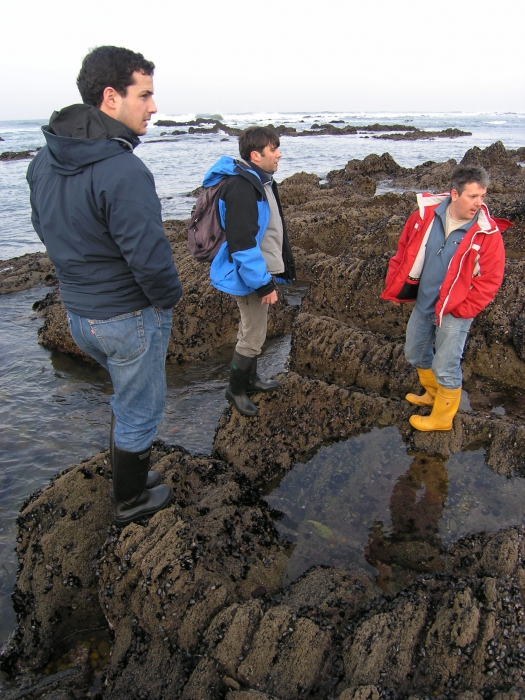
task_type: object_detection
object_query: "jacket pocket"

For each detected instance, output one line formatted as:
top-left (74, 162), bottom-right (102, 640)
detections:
top-left (89, 310), bottom-right (145, 361)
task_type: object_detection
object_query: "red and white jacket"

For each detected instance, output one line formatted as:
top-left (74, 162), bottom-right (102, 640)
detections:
top-left (380, 193), bottom-right (512, 324)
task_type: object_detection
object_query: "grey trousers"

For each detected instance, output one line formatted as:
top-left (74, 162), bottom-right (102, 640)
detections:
top-left (233, 292), bottom-right (269, 358)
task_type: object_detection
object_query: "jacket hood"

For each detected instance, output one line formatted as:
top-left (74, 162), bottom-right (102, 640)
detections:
top-left (203, 155), bottom-right (264, 193)
top-left (416, 192), bottom-right (513, 235)
top-left (42, 104), bottom-right (140, 176)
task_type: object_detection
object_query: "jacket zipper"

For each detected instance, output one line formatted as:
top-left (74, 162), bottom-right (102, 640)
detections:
top-left (438, 229), bottom-right (477, 325)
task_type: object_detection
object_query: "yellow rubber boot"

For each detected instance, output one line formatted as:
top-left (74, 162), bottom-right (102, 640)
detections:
top-left (405, 368), bottom-right (438, 406)
top-left (409, 385), bottom-right (462, 432)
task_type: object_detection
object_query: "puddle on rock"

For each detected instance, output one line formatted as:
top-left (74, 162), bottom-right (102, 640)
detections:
top-left (44, 629), bottom-right (111, 676)
top-left (466, 378), bottom-right (525, 422)
top-left (265, 426), bottom-right (525, 595)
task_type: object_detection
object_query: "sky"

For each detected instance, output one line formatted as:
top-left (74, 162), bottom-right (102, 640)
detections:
top-left (2, 0), bottom-right (524, 120)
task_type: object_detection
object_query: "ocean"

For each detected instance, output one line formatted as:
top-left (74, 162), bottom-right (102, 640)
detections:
top-left (1, 111), bottom-right (524, 260)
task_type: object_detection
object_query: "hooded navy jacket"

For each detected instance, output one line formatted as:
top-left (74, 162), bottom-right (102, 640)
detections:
top-left (27, 104), bottom-right (182, 318)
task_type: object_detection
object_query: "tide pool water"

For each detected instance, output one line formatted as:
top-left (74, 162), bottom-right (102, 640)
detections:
top-left (265, 427), bottom-right (525, 592)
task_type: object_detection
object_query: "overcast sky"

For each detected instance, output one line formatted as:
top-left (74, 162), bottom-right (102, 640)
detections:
top-left (2, 0), bottom-right (524, 121)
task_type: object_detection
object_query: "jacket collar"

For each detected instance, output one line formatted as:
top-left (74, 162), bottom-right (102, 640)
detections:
top-left (417, 192), bottom-right (500, 235)
top-left (47, 104), bottom-right (139, 148)
top-left (244, 160), bottom-right (273, 185)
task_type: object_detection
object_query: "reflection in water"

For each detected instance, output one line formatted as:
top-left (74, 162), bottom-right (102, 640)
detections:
top-left (266, 428), bottom-right (525, 593)
top-left (365, 455), bottom-right (448, 593)
top-left (266, 427), bottom-right (413, 585)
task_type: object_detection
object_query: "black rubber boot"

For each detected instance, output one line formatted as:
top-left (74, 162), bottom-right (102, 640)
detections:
top-left (110, 411), bottom-right (161, 488)
top-left (112, 444), bottom-right (173, 527)
top-left (246, 356), bottom-right (279, 394)
top-left (225, 351), bottom-right (258, 416)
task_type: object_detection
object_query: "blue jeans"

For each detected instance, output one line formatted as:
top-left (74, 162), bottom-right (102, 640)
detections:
top-left (405, 306), bottom-right (473, 389)
top-left (67, 307), bottom-right (173, 452)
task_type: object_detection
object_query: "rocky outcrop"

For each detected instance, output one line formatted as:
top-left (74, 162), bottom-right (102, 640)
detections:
top-left (326, 152), bottom-right (403, 183)
top-left (213, 372), bottom-right (525, 474)
top-left (3, 141), bottom-right (525, 699)
top-left (154, 118), bottom-right (221, 127)
top-left (1, 442), bottom-right (297, 688)
top-left (188, 125), bottom-right (220, 134)
top-left (0, 253), bottom-right (56, 294)
top-left (391, 141), bottom-right (525, 195)
top-left (0, 150), bottom-right (35, 161)
top-left (8, 454), bottom-right (113, 671)
top-left (151, 119), bottom-right (470, 141)
top-left (374, 128), bottom-right (471, 141)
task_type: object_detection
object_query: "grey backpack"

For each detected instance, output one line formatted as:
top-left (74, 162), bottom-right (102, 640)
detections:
top-left (187, 179), bottom-right (227, 262)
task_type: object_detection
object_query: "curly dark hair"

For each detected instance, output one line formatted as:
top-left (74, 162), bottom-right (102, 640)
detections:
top-left (238, 126), bottom-right (280, 161)
top-left (77, 46), bottom-right (155, 107)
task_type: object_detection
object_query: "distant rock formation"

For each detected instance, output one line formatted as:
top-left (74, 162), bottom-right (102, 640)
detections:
top-left (374, 127), bottom-right (471, 140)
top-left (152, 119), bottom-right (471, 140)
top-left (0, 150), bottom-right (35, 161)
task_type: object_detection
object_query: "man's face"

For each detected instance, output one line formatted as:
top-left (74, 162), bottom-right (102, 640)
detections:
top-left (250, 143), bottom-right (282, 173)
top-left (450, 181), bottom-right (487, 220)
top-left (113, 71), bottom-right (157, 135)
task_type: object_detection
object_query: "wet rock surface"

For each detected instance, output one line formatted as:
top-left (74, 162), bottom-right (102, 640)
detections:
top-left (0, 253), bottom-right (56, 294)
top-left (150, 120), bottom-right (472, 141)
top-left (374, 128), bottom-right (471, 141)
top-left (0, 150), bottom-right (36, 161)
top-left (3, 142), bottom-right (525, 698)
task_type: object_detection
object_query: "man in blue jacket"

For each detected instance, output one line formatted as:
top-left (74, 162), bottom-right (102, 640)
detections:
top-left (27, 46), bottom-right (182, 526)
top-left (203, 126), bottom-right (296, 416)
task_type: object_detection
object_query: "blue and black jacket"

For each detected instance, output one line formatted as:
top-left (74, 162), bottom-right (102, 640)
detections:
top-left (203, 156), bottom-right (295, 297)
top-left (27, 104), bottom-right (182, 319)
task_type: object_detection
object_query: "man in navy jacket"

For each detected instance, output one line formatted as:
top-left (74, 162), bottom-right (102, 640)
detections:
top-left (27, 46), bottom-right (182, 526)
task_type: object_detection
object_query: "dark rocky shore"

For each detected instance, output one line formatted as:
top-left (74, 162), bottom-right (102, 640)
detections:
top-left (0, 150), bottom-right (38, 161)
top-left (1, 142), bottom-right (525, 699)
top-left (151, 119), bottom-right (471, 141)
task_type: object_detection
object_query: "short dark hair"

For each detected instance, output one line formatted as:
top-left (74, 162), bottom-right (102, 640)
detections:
top-left (77, 46), bottom-right (155, 107)
top-left (450, 164), bottom-right (490, 195)
top-left (239, 126), bottom-right (280, 161)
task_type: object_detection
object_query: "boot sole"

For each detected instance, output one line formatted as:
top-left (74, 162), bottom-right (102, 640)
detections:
top-left (246, 386), bottom-right (279, 394)
top-left (409, 417), bottom-right (453, 431)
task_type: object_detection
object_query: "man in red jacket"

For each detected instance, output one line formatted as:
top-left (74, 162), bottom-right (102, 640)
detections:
top-left (381, 164), bottom-right (511, 432)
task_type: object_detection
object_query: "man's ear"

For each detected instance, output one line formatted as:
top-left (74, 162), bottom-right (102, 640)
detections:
top-left (450, 188), bottom-right (459, 201)
top-left (99, 86), bottom-right (121, 114)
top-left (250, 149), bottom-right (261, 164)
